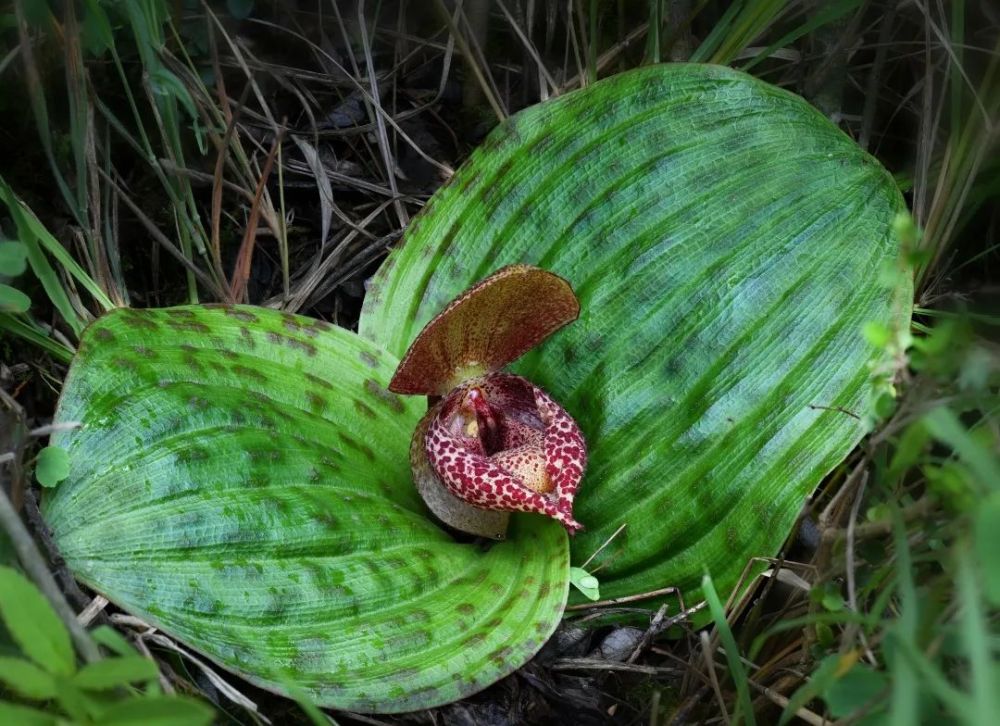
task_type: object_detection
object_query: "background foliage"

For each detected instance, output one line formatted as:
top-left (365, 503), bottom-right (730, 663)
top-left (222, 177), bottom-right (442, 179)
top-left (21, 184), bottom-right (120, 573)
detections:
top-left (1, 0), bottom-right (997, 723)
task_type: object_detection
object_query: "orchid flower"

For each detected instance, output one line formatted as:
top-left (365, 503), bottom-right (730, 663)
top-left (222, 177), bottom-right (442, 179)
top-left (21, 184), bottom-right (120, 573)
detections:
top-left (389, 265), bottom-right (587, 537)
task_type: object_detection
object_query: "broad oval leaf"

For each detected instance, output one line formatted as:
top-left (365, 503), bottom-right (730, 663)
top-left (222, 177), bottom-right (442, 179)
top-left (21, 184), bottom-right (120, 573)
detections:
top-left (0, 283), bottom-right (31, 313)
top-left (0, 240), bottom-right (29, 277)
top-left (35, 445), bottom-right (70, 488)
top-left (359, 64), bottom-right (912, 607)
top-left (45, 306), bottom-right (569, 712)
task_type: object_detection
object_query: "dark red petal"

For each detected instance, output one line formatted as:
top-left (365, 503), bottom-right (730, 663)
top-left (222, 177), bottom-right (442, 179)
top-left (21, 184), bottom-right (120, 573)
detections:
top-left (389, 265), bottom-right (580, 395)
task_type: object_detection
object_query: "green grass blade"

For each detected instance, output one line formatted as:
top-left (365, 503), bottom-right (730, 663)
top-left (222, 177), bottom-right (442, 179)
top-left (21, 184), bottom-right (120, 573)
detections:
top-left (956, 550), bottom-right (999, 724)
top-left (0, 179), bottom-right (115, 321)
top-left (888, 507), bottom-right (919, 725)
top-left (0, 314), bottom-right (74, 363)
top-left (711, 0), bottom-right (788, 65)
top-left (1, 192), bottom-right (84, 337)
top-left (12, 0), bottom-right (84, 229)
top-left (703, 573), bottom-right (756, 726)
top-left (891, 635), bottom-right (973, 719)
top-left (740, 0), bottom-right (863, 72)
top-left (923, 407), bottom-right (1000, 492)
top-left (690, 1), bottom-right (744, 62)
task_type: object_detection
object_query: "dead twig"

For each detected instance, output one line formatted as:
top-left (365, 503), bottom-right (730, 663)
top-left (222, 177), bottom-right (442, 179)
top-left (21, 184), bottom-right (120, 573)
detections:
top-left (746, 678), bottom-right (828, 726)
top-left (627, 603), bottom-right (671, 665)
top-left (700, 631), bottom-right (732, 726)
top-left (229, 123), bottom-right (286, 303)
top-left (97, 168), bottom-right (228, 299)
top-left (357, 1), bottom-right (409, 229)
top-left (431, 0), bottom-right (507, 122)
top-left (566, 585), bottom-right (685, 611)
top-left (77, 595), bottom-right (109, 627)
top-left (550, 658), bottom-right (682, 676)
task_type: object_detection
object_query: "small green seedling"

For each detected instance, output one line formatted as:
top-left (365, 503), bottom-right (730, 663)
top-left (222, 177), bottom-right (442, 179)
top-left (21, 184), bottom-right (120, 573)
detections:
top-left (34, 446), bottom-right (70, 488)
top-left (569, 567), bottom-right (601, 601)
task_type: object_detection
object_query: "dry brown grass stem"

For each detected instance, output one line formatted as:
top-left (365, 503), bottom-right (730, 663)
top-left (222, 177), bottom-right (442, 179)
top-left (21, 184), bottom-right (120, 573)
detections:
top-left (357, 1), bottom-right (409, 229)
top-left (628, 603), bottom-right (672, 663)
top-left (747, 679), bottom-right (828, 726)
top-left (230, 124), bottom-right (286, 303)
top-left (497, 0), bottom-right (559, 97)
top-left (282, 154), bottom-right (397, 199)
top-left (843, 474), bottom-right (879, 666)
top-left (137, 627), bottom-right (268, 721)
top-left (817, 461), bottom-right (866, 530)
top-left (208, 73), bottom-right (251, 288)
top-left (76, 595), bottom-right (108, 628)
top-left (561, 20), bottom-right (651, 91)
top-left (240, 17), bottom-right (452, 175)
top-left (860, 6), bottom-right (896, 151)
top-left (566, 585), bottom-right (687, 611)
top-left (912, 0), bottom-right (992, 126)
top-left (205, 4), bottom-right (279, 133)
top-left (580, 521), bottom-right (628, 569)
top-left (97, 167), bottom-right (227, 299)
top-left (156, 161), bottom-right (256, 203)
top-left (552, 658), bottom-right (683, 675)
top-left (701, 631), bottom-right (732, 726)
top-left (0, 44), bottom-right (20, 76)
top-left (822, 496), bottom-right (935, 545)
top-left (281, 199), bottom-right (398, 312)
top-left (431, 0), bottom-right (507, 121)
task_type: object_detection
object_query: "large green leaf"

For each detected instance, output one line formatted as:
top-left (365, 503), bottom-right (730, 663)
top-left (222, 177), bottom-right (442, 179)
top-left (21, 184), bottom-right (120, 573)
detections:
top-left (45, 306), bottom-right (569, 712)
top-left (359, 64), bottom-right (911, 606)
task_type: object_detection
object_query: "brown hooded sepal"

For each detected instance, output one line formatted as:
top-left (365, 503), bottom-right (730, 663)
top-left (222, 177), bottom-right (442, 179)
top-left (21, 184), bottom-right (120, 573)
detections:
top-left (388, 265), bottom-right (580, 396)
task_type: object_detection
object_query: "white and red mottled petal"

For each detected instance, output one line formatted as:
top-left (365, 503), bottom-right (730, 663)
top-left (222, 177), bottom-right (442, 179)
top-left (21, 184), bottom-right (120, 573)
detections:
top-left (410, 404), bottom-right (510, 539)
top-left (533, 385), bottom-right (587, 525)
top-left (425, 397), bottom-right (584, 532)
top-left (427, 414), bottom-right (542, 509)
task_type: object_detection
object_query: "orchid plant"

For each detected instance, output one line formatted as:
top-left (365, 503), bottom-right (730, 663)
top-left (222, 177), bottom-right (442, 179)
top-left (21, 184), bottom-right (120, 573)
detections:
top-left (42, 64), bottom-right (910, 713)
